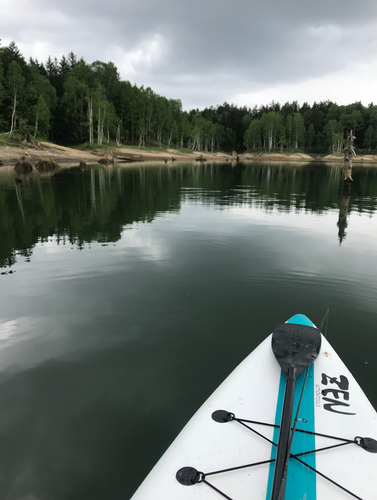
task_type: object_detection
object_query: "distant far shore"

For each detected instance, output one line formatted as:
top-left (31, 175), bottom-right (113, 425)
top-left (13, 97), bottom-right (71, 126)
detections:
top-left (239, 152), bottom-right (377, 163)
top-left (1, 142), bottom-right (377, 167)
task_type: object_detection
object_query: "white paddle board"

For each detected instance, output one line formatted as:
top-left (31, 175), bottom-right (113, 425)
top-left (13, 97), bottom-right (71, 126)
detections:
top-left (130, 314), bottom-right (377, 499)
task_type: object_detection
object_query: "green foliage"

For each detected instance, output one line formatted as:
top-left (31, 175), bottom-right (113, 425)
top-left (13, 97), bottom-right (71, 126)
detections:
top-left (34, 95), bottom-right (51, 137)
top-left (1, 41), bottom-right (377, 154)
top-left (0, 132), bottom-right (25, 147)
top-left (307, 124), bottom-right (316, 150)
top-left (324, 120), bottom-right (343, 153)
top-left (29, 64), bottom-right (57, 109)
top-left (245, 119), bottom-right (263, 150)
top-left (6, 61), bottom-right (25, 133)
top-left (292, 113), bottom-right (306, 150)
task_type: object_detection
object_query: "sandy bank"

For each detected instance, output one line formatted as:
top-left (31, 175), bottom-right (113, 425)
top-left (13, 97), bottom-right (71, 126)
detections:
top-left (0, 142), bottom-right (234, 167)
top-left (240, 152), bottom-right (377, 163)
top-left (320, 154), bottom-right (377, 163)
top-left (239, 152), bottom-right (315, 162)
top-left (1, 142), bottom-right (377, 167)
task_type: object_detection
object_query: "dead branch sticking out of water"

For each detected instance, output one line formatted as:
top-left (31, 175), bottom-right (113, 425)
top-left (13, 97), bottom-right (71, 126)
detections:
top-left (98, 150), bottom-right (114, 165)
top-left (195, 154), bottom-right (207, 162)
top-left (343, 131), bottom-right (355, 183)
top-left (35, 158), bottom-right (60, 172)
top-left (14, 154), bottom-right (33, 174)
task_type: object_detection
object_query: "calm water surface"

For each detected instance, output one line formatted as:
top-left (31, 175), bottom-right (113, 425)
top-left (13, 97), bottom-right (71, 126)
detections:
top-left (0, 162), bottom-right (376, 499)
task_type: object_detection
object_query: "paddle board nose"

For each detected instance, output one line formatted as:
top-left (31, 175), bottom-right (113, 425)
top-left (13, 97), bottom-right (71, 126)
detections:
top-left (286, 314), bottom-right (314, 326)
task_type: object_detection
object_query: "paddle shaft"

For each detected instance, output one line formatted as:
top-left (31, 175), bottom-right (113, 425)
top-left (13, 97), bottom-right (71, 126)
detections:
top-left (270, 365), bottom-right (297, 500)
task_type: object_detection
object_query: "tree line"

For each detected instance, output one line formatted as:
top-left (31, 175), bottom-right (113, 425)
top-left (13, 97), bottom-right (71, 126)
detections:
top-left (1, 41), bottom-right (377, 153)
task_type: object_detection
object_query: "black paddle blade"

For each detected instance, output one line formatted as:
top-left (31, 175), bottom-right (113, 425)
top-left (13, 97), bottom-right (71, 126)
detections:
top-left (272, 323), bottom-right (321, 377)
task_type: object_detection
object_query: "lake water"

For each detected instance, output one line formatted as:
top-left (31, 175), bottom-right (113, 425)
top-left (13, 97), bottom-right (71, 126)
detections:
top-left (0, 161), bottom-right (376, 499)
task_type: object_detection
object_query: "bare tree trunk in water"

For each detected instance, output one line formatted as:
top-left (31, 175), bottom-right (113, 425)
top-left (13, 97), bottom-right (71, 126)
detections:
top-left (343, 130), bottom-right (355, 182)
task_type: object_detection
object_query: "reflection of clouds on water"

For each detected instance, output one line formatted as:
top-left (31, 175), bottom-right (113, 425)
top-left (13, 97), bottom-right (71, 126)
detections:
top-left (117, 224), bottom-right (169, 264)
top-left (228, 203), bottom-right (377, 245)
top-left (0, 316), bottom-right (64, 372)
top-left (33, 222), bottom-right (170, 268)
top-left (0, 319), bottom-right (17, 342)
top-left (225, 203), bottom-right (377, 314)
top-left (0, 220), bottom-right (175, 372)
top-left (1, 166), bottom-right (377, 374)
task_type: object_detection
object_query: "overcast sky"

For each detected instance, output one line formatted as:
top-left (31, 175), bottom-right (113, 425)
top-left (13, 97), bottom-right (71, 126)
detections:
top-left (1, 0), bottom-right (377, 110)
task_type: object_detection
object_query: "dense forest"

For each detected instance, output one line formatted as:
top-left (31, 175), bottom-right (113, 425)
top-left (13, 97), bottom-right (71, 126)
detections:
top-left (1, 41), bottom-right (377, 153)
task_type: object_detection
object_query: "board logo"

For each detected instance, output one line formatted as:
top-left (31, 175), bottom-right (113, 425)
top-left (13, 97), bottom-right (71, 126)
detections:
top-left (320, 373), bottom-right (356, 415)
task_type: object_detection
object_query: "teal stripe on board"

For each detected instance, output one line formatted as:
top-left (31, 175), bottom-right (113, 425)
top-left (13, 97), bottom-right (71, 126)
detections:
top-left (265, 314), bottom-right (317, 500)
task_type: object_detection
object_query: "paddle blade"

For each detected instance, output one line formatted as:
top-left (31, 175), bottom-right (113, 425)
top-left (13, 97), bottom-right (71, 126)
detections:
top-left (272, 323), bottom-right (321, 377)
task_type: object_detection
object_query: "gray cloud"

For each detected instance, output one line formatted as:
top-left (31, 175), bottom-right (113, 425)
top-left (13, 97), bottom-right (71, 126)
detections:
top-left (1, 0), bottom-right (377, 108)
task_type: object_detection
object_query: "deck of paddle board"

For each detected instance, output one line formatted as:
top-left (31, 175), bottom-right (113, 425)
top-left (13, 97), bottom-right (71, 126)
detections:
top-left (130, 314), bottom-right (377, 499)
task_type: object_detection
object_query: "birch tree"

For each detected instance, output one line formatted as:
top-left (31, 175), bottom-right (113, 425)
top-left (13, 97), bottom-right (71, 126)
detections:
top-left (167, 99), bottom-right (182, 147)
top-left (324, 120), bottom-right (343, 153)
top-left (307, 124), bottom-right (315, 151)
top-left (105, 102), bottom-right (117, 144)
top-left (116, 119), bottom-right (122, 146)
top-left (96, 85), bottom-right (107, 145)
top-left (292, 113), bottom-right (306, 150)
top-left (189, 114), bottom-right (204, 151)
top-left (61, 75), bottom-right (89, 142)
top-left (178, 113), bottom-right (191, 148)
top-left (286, 114), bottom-right (293, 150)
top-left (34, 95), bottom-right (50, 138)
top-left (66, 62), bottom-right (97, 144)
top-left (93, 85), bottom-right (117, 145)
top-left (154, 95), bottom-right (168, 146)
top-left (7, 61), bottom-right (24, 133)
top-left (244, 119), bottom-right (262, 150)
top-left (261, 112), bottom-right (282, 151)
top-left (87, 95), bottom-right (94, 144)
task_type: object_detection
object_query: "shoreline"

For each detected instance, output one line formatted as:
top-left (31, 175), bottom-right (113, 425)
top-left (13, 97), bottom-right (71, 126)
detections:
top-left (1, 142), bottom-right (377, 167)
top-left (239, 152), bottom-right (377, 163)
top-left (0, 142), bottom-right (233, 166)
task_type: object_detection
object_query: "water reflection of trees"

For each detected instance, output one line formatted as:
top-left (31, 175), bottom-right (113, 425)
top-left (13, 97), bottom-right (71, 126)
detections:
top-left (1, 162), bottom-right (377, 268)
